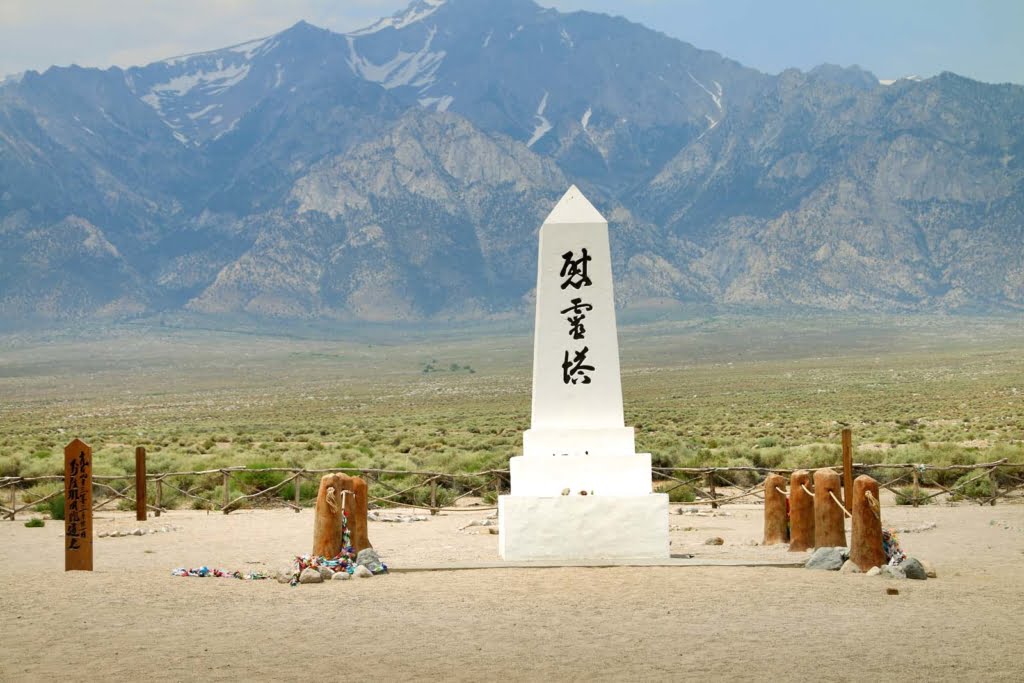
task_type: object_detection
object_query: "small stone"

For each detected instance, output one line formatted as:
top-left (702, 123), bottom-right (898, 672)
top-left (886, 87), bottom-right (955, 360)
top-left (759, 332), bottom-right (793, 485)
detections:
top-left (839, 559), bottom-right (862, 574)
top-left (880, 564), bottom-right (906, 580)
top-left (318, 566), bottom-right (334, 581)
top-left (919, 559), bottom-right (938, 578)
top-left (276, 569), bottom-right (293, 584)
top-left (901, 557), bottom-right (928, 580)
top-left (704, 537), bottom-right (724, 546)
top-left (866, 566), bottom-right (882, 577)
top-left (298, 567), bottom-right (323, 584)
top-left (353, 565), bottom-right (373, 578)
top-left (561, 488), bottom-right (570, 496)
top-left (332, 571), bottom-right (351, 581)
top-left (805, 547), bottom-right (846, 570)
top-left (488, 527), bottom-right (499, 535)
top-left (132, 529), bottom-right (143, 536)
top-left (356, 548), bottom-right (385, 574)
top-left (98, 532), bottom-right (108, 538)
top-left (886, 587), bottom-right (899, 595)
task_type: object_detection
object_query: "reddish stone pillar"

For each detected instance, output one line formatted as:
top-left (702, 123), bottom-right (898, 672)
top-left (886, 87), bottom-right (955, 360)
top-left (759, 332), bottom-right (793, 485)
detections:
top-left (763, 473), bottom-right (789, 545)
top-left (312, 473), bottom-right (372, 557)
top-left (789, 470), bottom-right (815, 552)
top-left (850, 475), bottom-right (885, 571)
top-left (813, 468), bottom-right (846, 548)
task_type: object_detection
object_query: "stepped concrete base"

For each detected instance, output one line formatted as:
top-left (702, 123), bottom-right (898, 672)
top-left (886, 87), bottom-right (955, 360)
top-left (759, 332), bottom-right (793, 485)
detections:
top-left (509, 453), bottom-right (653, 497)
top-left (523, 427), bottom-right (635, 458)
top-left (498, 494), bottom-right (670, 561)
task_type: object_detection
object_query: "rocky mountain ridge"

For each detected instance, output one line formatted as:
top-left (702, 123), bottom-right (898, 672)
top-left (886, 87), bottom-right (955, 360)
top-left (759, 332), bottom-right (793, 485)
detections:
top-left (1, 0), bottom-right (1021, 324)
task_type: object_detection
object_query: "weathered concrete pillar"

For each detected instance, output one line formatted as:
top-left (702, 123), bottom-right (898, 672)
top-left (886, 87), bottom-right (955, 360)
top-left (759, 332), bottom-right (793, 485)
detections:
top-left (762, 473), bottom-right (789, 545)
top-left (312, 473), bottom-right (372, 557)
top-left (850, 475), bottom-right (885, 571)
top-left (788, 470), bottom-right (815, 552)
top-left (813, 468), bottom-right (846, 548)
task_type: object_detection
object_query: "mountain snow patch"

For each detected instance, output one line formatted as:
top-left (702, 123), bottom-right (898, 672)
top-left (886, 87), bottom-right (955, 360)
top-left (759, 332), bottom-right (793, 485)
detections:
top-left (349, 0), bottom-right (446, 36)
top-left (419, 95), bottom-right (454, 112)
top-left (227, 36), bottom-right (276, 60)
top-left (688, 71), bottom-right (723, 112)
top-left (346, 27), bottom-right (445, 90)
top-left (527, 91), bottom-right (552, 147)
top-left (141, 61), bottom-right (250, 115)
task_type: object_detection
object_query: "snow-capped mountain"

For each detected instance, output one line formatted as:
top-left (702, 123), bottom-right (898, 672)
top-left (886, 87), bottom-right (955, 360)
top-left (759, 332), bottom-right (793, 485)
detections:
top-left (1, 0), bottom-right (1022, 325)
top-left (344, 0), bottom-right (766, 188)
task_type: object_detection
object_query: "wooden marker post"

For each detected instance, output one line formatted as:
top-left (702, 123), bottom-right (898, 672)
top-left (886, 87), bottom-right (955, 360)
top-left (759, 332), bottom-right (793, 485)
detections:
top-left (842, 428), bottom-right (854, 513)
top-left (312, 473), bottom-right (372, 557)
top-left (762, 473), bottom-right (789, 545)
top-left (64, 439), bottom-right (93, 571)
top-left (813, 468), bottom-right (846, 548)
top-left (135, 446), bottom-right (147, 521)
top-left (850, 475), bottom-right (885, 571)
top-left (788, 470), bottom-right (815, 552)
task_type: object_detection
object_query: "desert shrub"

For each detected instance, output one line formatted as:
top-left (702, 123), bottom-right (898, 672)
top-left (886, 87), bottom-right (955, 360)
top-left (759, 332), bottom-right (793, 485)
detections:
top-left (750, 447), bottom-right (785, 469)
top-left (279, 480), bottom-right (318, 504)
top-left (47, 494), bottom-right (66, 520)
top-left (718, 456), bottom-right (759, 487)
top-left (894, 486), bottom-right (931, 506)
top-left (950, 470), bottom-right (994, 501)
top-left (0, 456), bottom-right (21, 477)
top-left (650, 451), bottom-right (680, 470)
top-left (235, 461), bottom-right (287, 493)
top-left (24, 483), bottom-right (61, 504)
top-left (666, 484), bottom-right (696, 503)
top-left (24, 518), bottom-right (45, 528)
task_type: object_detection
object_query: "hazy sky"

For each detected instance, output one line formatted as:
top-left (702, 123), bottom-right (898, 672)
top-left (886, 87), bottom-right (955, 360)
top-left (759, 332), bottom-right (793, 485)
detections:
top-left (1, 0), bottom-right (1021, 84)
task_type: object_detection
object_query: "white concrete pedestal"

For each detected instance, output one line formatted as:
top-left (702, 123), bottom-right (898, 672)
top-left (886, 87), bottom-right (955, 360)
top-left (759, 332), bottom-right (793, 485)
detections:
top-left (499, 185), bottom-right (669, 563)
top-left (499, 494), bottom-right (670, 561)
top-left (509, 453), bottom-right (654, 497)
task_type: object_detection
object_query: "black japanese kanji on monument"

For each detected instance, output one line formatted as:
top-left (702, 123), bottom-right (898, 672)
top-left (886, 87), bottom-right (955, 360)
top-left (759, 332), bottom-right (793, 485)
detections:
top-left (559, 249), bottom-right (592, 290)
top-left (562, 346), bottom-right (595, 385)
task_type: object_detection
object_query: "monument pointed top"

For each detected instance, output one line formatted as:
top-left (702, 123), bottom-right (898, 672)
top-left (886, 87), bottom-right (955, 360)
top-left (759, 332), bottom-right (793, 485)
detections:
top-left (544, 185), bottom-right (606, 225)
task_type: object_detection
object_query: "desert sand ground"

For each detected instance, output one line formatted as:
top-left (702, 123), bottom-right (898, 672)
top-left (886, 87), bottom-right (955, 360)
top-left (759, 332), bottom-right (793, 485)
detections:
top-left (2, 501), bottom-right (1023, 682)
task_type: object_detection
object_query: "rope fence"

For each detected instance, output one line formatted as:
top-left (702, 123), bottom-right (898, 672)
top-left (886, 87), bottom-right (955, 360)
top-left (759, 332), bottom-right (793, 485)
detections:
top-left (2, 458), bottom-right (1022, 520)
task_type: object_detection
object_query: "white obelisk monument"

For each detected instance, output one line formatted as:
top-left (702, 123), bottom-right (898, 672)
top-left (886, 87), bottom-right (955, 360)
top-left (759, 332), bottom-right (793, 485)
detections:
top-left (498, 185), bottom-right (669, 561)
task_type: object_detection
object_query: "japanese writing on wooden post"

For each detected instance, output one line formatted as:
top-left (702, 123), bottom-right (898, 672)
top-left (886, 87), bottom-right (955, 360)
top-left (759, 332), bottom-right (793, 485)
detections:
top-left (64, 439), bottom-right (93, 571)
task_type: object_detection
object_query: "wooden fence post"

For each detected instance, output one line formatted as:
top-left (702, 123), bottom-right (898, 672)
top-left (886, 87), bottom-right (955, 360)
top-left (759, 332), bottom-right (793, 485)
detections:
top-left (912, 468), bottom-right (920, 508)
top-left (294, 471), bottom-right (302, 511)
top-left (814, 468), bottom-right (846, 548)
top-left (135, 446), bottom-right (147, 521)
top-left (8, 484), bottom-right (15, 520)
top-left (842, 428), bottom-right (854, 513)
top-left (430, 478), bottom-right (439, 516)
top-left (789, 470), bottom-right (814, 552)
top-left (850, 475), bottom-right (885, 571)
top-left (154, 478), bottom-right (162, 517)
top-left (706, 472), bottom-right (718, 509)
top-left (222, 470), bottom-right (230, 514)
top-left (989, 467), bottom-right (999, 507)
top-left (762, 473), bottom-right (788, 545)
